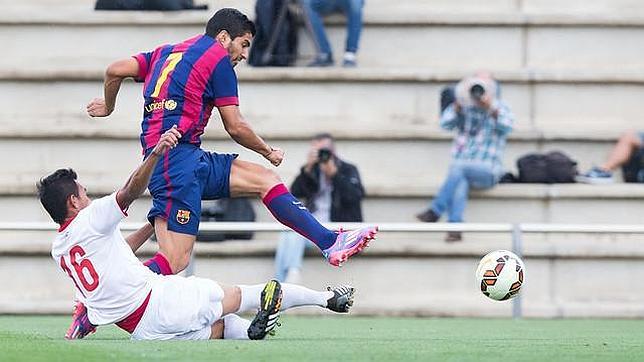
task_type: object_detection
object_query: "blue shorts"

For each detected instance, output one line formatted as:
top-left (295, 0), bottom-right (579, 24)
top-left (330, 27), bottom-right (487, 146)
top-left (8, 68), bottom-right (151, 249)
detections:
top-left (146, 144), bottom-right (238, 235)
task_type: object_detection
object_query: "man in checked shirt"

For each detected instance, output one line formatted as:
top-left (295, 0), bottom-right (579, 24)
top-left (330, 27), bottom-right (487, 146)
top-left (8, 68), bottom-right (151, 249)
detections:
top-left (415, 73), bottom-right (514, 242)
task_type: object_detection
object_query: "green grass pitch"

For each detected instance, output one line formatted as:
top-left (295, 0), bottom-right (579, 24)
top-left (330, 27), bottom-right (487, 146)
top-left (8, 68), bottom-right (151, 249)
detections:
top-left (1, 316), bottom-right (643, 361)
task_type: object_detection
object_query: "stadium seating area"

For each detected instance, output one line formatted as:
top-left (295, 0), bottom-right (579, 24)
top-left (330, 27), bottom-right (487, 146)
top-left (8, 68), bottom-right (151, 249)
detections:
top-left (3, 0), bottom-right (644, 317)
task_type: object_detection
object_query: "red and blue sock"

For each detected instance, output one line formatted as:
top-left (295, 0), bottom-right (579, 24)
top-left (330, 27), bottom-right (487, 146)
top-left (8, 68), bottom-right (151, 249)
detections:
top-left (263, 184), bottom-right (336, 250)
top-left (144, 252), bottom-right (173, 275)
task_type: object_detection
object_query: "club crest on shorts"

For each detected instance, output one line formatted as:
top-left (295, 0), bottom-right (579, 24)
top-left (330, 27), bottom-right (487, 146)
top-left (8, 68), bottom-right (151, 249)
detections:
top-left (176, 210), bottom-right (191, 225)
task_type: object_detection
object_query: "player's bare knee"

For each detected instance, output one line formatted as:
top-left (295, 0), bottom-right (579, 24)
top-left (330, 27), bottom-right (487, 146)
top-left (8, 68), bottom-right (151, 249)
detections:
top-left (623, 130), bottom-right (641, 146)
top-left (221, 285), bottom-right (242, 315)
top-left (230, 285), bottom-right (242, 305)
top-left (259, 168), bottom-right (282, 193)
top-left (232, 285), bottom-right (241, 301)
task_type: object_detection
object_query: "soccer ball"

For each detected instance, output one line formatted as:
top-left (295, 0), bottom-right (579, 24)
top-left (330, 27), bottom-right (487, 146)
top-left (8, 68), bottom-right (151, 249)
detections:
top-left (476, 250), bottom-right (525, 301)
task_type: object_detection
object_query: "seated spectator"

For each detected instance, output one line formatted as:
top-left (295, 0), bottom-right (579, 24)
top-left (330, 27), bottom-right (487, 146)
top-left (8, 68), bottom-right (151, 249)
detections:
top-left (275, 133), bottom-right (364, 282)
top-left (576, 131), bottom-right (644, 184)
top-left (95, 0), bottom-right (207, 11)
top-left (301, 0), bottom-right (365, 67)
top-left (415, 73), bottom-right (514, 242)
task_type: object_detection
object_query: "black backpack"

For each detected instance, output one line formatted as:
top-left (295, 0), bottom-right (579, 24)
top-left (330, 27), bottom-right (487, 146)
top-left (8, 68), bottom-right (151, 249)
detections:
top-left (517, 151), bottom-right (578, 183)
top-left (198, 198), bottom-right (256, 242)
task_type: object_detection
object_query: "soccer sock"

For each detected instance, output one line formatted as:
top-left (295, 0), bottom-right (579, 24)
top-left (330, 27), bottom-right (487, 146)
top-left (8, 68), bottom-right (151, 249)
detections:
top-left (262, 184), bottom-right (337, 250)
top-left (237, 283), bottom-right (333, 313)
top-left (280, 283), bottom-right (333, 309)
top-left (143, 252), bottom-right (173, 275)
top-left (237, 284), bottom-right (264, 313)
top-left (223, 314), bottom-right (251, 340)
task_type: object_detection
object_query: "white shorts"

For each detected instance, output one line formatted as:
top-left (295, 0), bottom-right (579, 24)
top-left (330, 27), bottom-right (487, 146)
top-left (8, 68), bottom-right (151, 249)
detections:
top-left (131, 275), bottom-right (225, 340)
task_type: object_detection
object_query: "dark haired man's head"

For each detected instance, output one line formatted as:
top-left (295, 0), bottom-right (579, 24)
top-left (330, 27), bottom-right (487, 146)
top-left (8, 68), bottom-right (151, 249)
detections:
top-left (205, 8), bottom-right (255, 67)
top-left (311, 133), bottom-right (335, 154)
top-left (37, 168), bottom-right (91, 225)
top-left (312, 133), bottom-right (334, 143)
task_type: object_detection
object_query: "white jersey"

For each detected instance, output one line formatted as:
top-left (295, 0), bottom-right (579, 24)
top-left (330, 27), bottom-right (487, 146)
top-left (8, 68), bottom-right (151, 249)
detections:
top-left (51, 193), bottom-right (158, 325)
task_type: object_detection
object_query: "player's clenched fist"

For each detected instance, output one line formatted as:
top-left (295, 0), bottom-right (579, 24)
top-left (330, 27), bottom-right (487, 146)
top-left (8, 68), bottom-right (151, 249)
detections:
top-left (265, 147), bottom-right (285, 167)
top-left (151, 126), bottom-right (182, 156)
top-left (87, 98), bottom-right (111, 117)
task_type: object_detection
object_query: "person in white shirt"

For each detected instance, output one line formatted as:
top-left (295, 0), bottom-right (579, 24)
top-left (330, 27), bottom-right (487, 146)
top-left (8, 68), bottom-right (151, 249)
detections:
top-left (38, 126), bottom-right (356, 341)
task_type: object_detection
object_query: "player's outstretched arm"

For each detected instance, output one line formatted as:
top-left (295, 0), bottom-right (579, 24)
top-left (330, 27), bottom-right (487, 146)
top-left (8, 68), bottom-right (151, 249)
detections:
top-left (87, 58), bottom-right (140, 117)
top-left (218, 105), bottom-right (284, 166)
top-left (115, 126), bottom-right (181, 211)
top-left (124, 223), bottom-right (155, 252)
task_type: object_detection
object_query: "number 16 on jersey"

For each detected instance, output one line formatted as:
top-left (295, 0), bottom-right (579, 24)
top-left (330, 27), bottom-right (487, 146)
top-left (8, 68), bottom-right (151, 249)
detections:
top-left (60, 245), bottom-right (99, 297)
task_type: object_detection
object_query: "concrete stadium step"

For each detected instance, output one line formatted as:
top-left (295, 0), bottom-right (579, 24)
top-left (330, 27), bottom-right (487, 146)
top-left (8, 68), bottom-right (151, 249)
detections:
top-left (0, 135), bottom-right (625, 196)
top-left (5, 183), bottom-right (644, 226)
top-left (4, 0), bottom-right (644, 16)
top-left (3, 6), bottom-right (644, 71)
top-left (2, 68), bottom-right (644, 138)
top-left (4, 233), bottom-right (644, 316)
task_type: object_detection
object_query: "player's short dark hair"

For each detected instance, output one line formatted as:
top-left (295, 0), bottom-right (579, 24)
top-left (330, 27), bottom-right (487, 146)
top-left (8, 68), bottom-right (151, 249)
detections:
top-left (37, 168), bottom-right (79, 225)
top-left (205, 8), bottom-right (256, 40)
top-left (312, 133), bottom-right (334, 143)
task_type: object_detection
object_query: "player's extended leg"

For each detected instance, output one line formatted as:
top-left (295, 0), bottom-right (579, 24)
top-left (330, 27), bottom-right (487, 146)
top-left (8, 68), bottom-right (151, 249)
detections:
top-left (215, 280), bottom-right (355, 340)
top-left (143, 144), bottom-right (213, 275)
top-left (235, 281), bottom-right (355, 314)
top-left (229, 159), bottom-right (378, 266)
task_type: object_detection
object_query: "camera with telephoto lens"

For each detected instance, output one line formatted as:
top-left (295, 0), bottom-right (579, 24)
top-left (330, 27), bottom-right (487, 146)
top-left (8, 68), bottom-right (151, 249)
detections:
top-left (455, 76), bottom-right (498, 108)
top-left (318, 148), bottom-right (332, 163)
top-left (469, 82), bottom-right (486, 102)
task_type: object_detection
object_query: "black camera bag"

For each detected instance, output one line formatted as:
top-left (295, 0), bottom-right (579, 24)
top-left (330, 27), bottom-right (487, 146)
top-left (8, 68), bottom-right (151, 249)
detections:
top-left (517, 151), bottom-right (577, 183)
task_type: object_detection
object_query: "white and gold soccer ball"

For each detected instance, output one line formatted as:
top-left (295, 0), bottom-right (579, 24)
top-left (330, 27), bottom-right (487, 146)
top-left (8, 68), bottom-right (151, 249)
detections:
top-left (476, 250), bottom-right (525, 301)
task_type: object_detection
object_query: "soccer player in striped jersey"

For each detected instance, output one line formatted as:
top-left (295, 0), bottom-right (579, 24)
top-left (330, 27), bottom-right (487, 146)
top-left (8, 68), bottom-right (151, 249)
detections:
top-left (87, 8), bottom-right (377, 275)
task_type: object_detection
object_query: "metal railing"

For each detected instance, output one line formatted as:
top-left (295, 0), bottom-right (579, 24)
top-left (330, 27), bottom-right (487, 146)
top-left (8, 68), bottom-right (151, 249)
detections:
top-left (2, 221), bottom-right (644, 318)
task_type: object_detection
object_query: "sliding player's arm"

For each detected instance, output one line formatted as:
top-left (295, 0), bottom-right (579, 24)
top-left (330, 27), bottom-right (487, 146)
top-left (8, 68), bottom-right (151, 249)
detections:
top-left (87, 128), bottom-right (178, 237)
top-left (124, 223), bottom-right (155, 252)
top-left (87, 58), bottom-right (140, 117)
top-left (115, 126), bottom-right (181, 211)
top-left (218, 105), bottom-right (284, 166)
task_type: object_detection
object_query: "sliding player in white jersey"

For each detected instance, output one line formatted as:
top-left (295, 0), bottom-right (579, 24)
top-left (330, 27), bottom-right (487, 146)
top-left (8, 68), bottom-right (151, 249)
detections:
top-left (37, 127), bottom-right (355, 340)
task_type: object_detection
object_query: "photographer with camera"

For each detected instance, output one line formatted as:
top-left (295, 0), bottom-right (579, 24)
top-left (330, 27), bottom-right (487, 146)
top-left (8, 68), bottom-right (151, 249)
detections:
top-left (416, 72), bottom-right (514, 242)
top-left (275, 133), bottom-right (364, 282)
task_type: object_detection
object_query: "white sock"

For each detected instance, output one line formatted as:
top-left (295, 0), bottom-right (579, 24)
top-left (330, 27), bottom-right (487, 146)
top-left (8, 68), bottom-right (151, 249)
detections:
top-left (223, 314), bottom-right (250, 340)
top-left (238, 284), bottom-right (264, 313)
top-left (281, 283), bottom-right (333, 310)
top-left (237, 283), bottom-right (333, 313)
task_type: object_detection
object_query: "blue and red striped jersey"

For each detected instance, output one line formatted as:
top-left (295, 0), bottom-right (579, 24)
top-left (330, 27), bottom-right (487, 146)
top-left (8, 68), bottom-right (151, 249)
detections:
top-left (133, 34), bottom-right (239, 152)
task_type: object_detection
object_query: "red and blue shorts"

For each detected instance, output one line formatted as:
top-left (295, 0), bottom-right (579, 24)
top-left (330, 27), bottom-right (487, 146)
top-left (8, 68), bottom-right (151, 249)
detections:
top-left (146, 143), bottom-right (237, 235)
